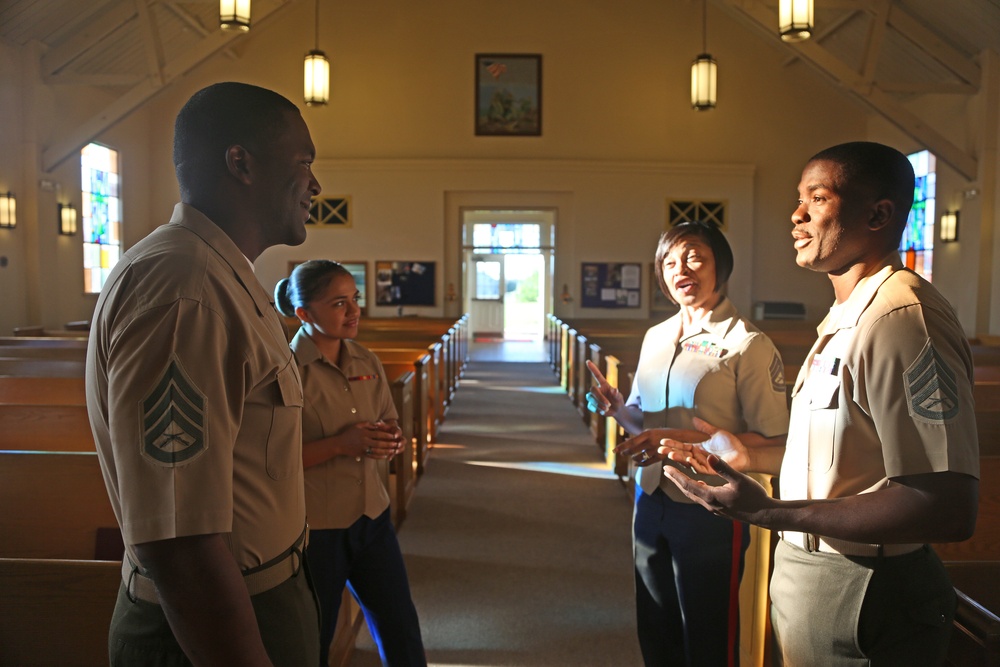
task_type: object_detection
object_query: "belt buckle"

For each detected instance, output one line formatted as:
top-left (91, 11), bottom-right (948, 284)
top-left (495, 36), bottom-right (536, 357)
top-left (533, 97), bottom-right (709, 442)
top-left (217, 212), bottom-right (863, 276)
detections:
top-left (805, 533), bottom-right (818, 553)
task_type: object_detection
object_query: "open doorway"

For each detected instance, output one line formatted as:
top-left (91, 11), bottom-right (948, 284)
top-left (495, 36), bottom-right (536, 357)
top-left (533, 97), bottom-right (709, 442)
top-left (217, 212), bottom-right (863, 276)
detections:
top-left (462, 210), bottom-right (554, 341)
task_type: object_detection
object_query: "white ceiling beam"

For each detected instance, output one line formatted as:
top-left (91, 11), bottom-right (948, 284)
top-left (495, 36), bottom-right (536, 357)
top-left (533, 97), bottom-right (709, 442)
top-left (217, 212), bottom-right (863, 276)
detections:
top-left (42, 1), bottom-right (296, 173)
top-left (41, 73), bottom-right (141, 87)
top-left (859, 0), bottom-right (891, 84)
top-left (161, 1), bottom-right (238, 60)
top-left (135, 0), bottom-right (166, 85)
top-left (887, 4), bottom-right (981, 86)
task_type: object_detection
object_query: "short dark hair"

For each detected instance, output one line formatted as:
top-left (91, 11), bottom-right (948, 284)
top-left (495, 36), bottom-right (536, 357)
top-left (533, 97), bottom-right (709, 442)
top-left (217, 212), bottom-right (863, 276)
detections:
top-left (654, 220), bottom-right (734, 302)
top-left (274, 260), bottom-right (354, 318)
top-left (173, 82), bottom-right (300, 195)
top-left (808, 142), bottom-right (916, 231)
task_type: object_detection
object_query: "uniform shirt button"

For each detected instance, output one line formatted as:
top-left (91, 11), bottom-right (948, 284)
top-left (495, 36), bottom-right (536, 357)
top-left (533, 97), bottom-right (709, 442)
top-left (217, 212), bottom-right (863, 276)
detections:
top-left (356, 479), bottom-right (363, 486)
top-left (351, 408), bottom-right (357, 414)
top-left (344, 385), bottom-right (349, 391)
top-left (355, 457), bottom-right (361, 462)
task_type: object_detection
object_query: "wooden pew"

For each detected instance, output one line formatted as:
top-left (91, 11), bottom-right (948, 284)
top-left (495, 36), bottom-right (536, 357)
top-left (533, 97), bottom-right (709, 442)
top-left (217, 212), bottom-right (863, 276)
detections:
top-left (0, 357), bottom-right (86, 377)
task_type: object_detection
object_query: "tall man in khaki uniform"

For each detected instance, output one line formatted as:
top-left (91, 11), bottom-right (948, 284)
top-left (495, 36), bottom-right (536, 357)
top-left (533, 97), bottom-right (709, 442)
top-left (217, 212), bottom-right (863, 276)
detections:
top-left (659, 142), bottom-right (979, 665)
top-left (86, 82), bottom-right (323, 666)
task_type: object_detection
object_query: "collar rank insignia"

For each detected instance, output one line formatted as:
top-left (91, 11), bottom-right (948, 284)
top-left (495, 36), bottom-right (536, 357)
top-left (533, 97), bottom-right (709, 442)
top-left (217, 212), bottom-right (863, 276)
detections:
top-left (769, 353), bottom-right (786, 393)
top-left (682, 339), bottom-right (728, 359)
top-left (905, 340), bottom-right (959, 423)
top-left (141, 358), bottom-right (206, 466)
top-left (811, 354), bottom-right (840, 376)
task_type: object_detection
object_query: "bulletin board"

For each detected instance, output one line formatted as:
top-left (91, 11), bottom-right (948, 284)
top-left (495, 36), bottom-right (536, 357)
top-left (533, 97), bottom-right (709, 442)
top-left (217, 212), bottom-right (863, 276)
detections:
top-left (375, 261), bottom-right (436, 306)
top-left (580, 262), bottom-right (642, 309)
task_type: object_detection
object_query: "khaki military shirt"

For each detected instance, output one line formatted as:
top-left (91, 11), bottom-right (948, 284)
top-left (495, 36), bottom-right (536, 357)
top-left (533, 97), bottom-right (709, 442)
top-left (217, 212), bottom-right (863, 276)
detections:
top-left (782, 258), bottom-right (980, 510)
top-left (86, 203), bottom-right (306, 572)
top-left (291, 331), bottom-right (397, 529)
top-left (626, 298), bottom-right (789, 499)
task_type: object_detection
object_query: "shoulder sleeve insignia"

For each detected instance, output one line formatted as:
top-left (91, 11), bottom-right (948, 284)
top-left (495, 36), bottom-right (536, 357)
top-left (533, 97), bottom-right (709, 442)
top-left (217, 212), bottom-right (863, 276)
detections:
top-left (904, 339), bottom-right (959, 423)
top-left (140, 357), bottom-right (207, 466)
top-left (769, 352), bottom-right (786, 393)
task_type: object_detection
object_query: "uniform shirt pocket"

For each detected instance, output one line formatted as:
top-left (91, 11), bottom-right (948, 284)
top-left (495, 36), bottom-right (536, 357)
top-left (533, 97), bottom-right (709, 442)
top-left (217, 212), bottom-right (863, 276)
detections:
top-left (806, 376), bottom-right (840, 473)
top-left (266, 363), bottom-right (304, 480)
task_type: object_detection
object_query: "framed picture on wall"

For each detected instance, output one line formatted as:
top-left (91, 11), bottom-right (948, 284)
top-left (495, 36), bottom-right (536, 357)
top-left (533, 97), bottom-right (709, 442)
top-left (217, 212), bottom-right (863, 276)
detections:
top-left (287, 260), bottom-right (368, 314)
top-left (375, 261), bottom-right (436, 306)
top-left (475, 54), bottom-right (542, 137)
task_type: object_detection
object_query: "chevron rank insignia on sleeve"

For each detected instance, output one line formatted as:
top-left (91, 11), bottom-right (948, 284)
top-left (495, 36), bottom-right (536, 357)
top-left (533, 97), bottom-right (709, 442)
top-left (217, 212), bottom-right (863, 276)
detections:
top-left (141, 357), bottom-right (207, 466)
top-left (904, 340), bottom-right (959, 423)
top-left (769, 352), bottom-right (785, 393)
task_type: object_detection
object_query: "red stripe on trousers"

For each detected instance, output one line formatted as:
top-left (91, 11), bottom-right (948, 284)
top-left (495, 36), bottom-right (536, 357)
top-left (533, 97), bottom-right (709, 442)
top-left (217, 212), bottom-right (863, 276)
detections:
top-left (728, 522), bottom-right (743, 667)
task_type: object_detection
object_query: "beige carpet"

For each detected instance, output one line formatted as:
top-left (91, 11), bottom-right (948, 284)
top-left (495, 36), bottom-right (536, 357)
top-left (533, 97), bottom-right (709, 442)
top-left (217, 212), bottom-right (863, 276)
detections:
top-left (349, 361), bottom-right (643, 667)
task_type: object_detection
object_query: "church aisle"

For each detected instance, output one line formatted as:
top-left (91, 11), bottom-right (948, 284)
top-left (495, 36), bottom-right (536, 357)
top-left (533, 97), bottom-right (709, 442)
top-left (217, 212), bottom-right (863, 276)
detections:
top-left (348, 361), bottom-right (642, 666)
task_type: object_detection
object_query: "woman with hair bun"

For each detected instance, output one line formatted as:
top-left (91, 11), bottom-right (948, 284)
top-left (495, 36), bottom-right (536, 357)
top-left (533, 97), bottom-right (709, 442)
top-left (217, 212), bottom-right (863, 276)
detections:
top-left (275, 260), bottom-right (426, 667)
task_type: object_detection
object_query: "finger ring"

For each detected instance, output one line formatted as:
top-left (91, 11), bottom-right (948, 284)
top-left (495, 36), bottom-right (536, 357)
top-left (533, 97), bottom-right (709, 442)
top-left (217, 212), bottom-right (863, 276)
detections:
top-left (365, 447), bottom-right (373, 455)
top-left (639, 451), bottom-right (650, 462)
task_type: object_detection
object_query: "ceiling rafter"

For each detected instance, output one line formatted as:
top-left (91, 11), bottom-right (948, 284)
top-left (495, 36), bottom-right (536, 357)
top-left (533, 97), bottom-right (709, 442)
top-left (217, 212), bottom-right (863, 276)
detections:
top-left (41, 1), bottom-right (136, 76)
top-left (716, 0), bottom-right (979, 180)
top-left (41, 0), bottom-right (295, 173)
top-left (135, 0), bottom-right (165, 85)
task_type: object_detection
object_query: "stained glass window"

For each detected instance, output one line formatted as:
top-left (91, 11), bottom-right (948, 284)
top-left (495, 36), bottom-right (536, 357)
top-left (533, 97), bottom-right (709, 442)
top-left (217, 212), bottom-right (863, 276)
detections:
top-left (900, 150), bottom-right (935, 281)
top-left (81, 143), bottom-right (121, 294)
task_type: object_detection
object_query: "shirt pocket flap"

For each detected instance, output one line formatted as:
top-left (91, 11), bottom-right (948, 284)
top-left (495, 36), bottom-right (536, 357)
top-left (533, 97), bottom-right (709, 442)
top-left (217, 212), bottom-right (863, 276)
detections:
top-left (808, 378), bottom-right (840, 411)
top-left (275, 364), bottom-right (303, 408)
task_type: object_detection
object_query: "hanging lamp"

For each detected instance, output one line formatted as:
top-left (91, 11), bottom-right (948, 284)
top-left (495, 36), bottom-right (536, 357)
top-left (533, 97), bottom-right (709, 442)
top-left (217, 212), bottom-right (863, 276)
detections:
top-left (304, 0), bottom-right (330, 106)
top-left (691, 0), bottom-right (717, 110)
top-left (779, 0), bottom-right (813, 42)
top-left (220, 0), bottom-right (251, 31)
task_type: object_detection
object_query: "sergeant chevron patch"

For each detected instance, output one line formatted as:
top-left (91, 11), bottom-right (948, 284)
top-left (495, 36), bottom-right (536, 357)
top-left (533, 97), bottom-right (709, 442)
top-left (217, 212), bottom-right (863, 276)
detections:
top-left (769, 352), bottom-right (785, 393)
top-left (904, 340), bottom-right (959, 423)
top-left (141, 358), bottom-right (207, 465)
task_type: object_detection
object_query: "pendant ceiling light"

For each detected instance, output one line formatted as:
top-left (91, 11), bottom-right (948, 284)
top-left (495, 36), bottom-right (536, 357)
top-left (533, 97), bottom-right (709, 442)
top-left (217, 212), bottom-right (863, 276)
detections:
top-left (691, 0), bottom-right (717, 111)
top-left (304, 0), bottom-right (330, 106)
top-left (220, 0), bottom-right (251, 31)
top-left (779, 0), bottom-right (813, 42)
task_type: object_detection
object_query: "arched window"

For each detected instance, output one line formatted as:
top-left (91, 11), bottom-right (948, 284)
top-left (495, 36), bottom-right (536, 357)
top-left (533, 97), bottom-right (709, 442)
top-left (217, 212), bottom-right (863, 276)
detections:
top-left (81, 143), bottom-right (121, 293)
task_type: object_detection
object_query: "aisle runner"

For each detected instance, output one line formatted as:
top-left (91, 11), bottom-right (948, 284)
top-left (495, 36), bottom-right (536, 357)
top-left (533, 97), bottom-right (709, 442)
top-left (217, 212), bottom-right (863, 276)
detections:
top-left (350, 362), bottom-right (641, 667)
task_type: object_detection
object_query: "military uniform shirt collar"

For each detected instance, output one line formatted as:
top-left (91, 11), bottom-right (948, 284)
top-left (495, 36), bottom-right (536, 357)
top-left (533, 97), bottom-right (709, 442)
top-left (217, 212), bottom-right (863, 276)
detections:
top-left (817, 254), bottom-right (904, 337)
top-left (169, 203), bottom-right (274, 317)
top-left (290, 329), bottom-right (367, 368)
top-left (679, 296), bottom-right (739, 342)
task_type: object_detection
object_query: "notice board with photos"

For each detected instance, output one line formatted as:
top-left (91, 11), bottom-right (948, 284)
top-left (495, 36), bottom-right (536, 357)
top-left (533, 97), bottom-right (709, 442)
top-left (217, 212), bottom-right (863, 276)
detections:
top-left (580, 262), bottom-right (642, 309)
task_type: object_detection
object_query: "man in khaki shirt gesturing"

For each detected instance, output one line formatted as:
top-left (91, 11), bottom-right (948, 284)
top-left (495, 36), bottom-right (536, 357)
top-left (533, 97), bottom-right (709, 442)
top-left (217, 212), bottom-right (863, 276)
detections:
top-left (660, 142), bottom-right (979, 666)
top-left (87, 82), bottom-right (322, 666)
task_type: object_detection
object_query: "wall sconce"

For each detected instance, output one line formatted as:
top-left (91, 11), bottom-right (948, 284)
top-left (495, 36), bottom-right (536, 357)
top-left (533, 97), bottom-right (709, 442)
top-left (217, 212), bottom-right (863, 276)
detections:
top-left (58, 203), bottom-right (78, 236)
top-left (220, 0), bottom-right (251, 31)
top-left (303, 0), bottom-right (329, 106)
top-left (0, 192), bottom-right (15, 229)
top-left (560, 284), bottom-right (573, 304)
top-left (779, 0), bottom-right (814, 42)
top-left (446, 283), bottom-right (457, 302)
top-left (940, 211), bottom-right (959, 243)
top-left (691, 0), bottom-right (717, 111)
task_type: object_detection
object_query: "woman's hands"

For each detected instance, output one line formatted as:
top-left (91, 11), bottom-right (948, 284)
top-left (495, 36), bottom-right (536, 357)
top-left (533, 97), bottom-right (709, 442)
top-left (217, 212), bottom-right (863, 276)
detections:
top-left (345, 420), bottom-right (405, 460)
top-left (584, 360), bottom-right (625, 417)
top-left (615, 427), bottom-right (709, 467)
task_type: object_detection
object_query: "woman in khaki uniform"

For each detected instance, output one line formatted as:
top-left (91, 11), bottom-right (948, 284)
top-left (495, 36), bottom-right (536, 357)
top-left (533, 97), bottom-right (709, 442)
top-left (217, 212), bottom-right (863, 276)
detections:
top-left (275, 260), bottom-right (426, 667)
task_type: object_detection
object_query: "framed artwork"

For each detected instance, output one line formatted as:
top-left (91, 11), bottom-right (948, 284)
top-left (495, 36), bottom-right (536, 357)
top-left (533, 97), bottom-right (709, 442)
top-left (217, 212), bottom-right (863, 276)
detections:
top-left (375, 261), bottom-right (436, 306)
top-left (580, 262), bottom-right (641, 309)
top-left (475, 54), bottom-right (542, 136)
top-left (287, 260), bottom-right (368, 313)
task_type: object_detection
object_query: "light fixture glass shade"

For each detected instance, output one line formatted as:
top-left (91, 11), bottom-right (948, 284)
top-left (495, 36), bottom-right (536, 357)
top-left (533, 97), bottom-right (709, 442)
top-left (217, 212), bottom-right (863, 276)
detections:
top-left (940, 211), bottom-right (959, 242)
top-left (220, 0), bottom-right (251, 31)
top-left (304, 50), bottom-right (330, 106)
top-left (59, 203), bottom-right (78, 236)
top-left (0, 192), bottom-right (15, 229)
top-left (779, 0), bottom-right (813, 42)
top-left (691, 54), bottom-right (717, 110)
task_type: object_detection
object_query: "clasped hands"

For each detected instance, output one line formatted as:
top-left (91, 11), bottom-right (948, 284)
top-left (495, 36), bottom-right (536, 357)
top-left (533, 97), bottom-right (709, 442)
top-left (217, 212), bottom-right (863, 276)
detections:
top-left (350, 420), bottom-right (405, 459)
